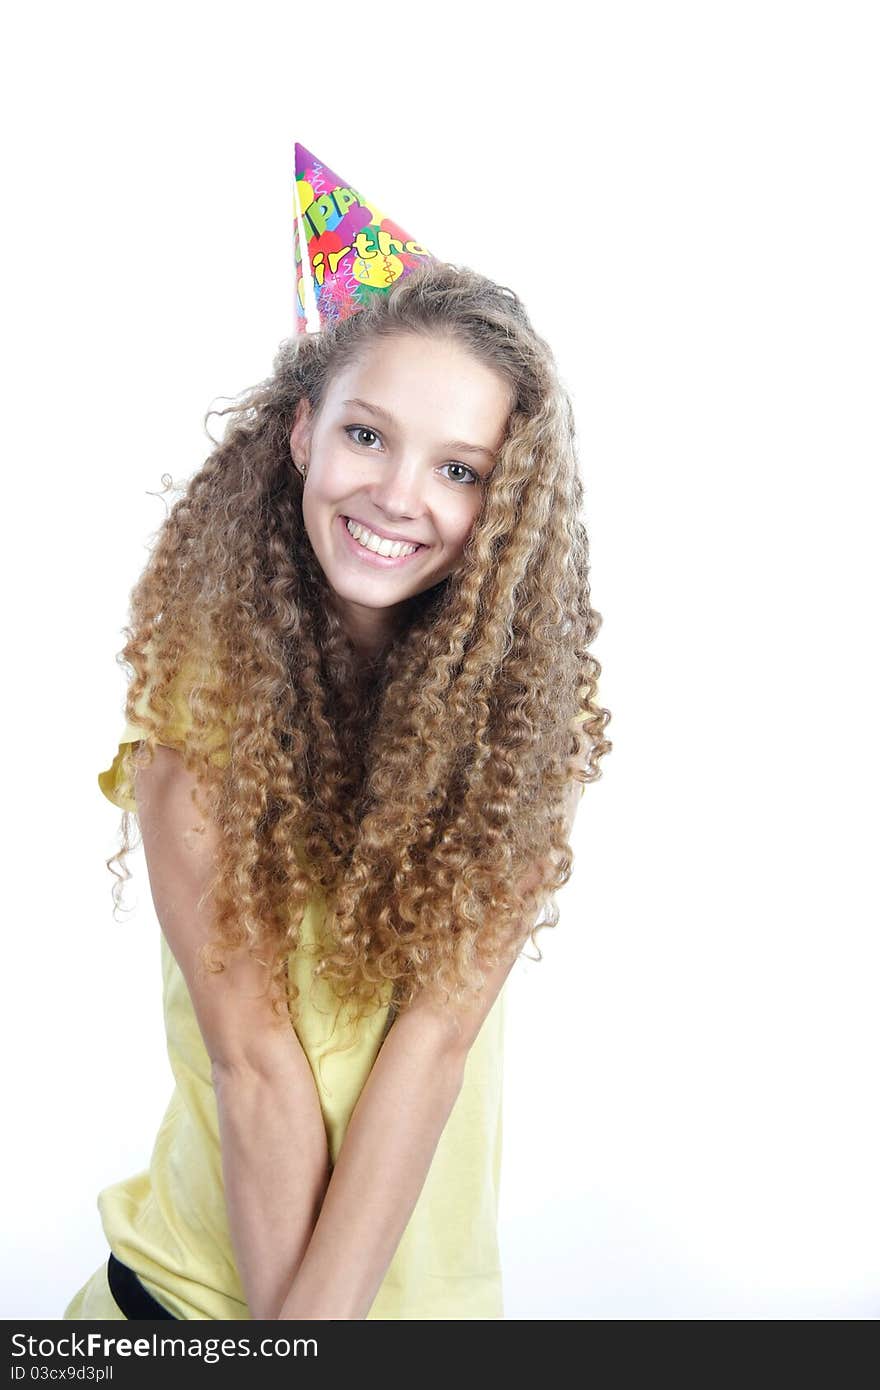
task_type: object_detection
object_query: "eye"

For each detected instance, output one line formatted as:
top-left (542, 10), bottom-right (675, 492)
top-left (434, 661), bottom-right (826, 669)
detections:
top-left (438, 462), bottom-right (480, 486)
top-left (345, 425), bottom-right (382, 449)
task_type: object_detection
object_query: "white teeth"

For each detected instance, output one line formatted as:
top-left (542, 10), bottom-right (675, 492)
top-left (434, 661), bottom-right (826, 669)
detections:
top-left (345, 518), bottom-right (419, 559)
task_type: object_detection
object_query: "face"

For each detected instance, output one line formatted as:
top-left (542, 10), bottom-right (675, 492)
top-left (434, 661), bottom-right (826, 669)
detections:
top-left (289, 331), bottom-right (514, 661)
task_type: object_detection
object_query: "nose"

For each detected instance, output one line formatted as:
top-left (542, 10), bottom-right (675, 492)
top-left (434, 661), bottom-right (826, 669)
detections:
top-left (368, 454), bottom-right (428, 522)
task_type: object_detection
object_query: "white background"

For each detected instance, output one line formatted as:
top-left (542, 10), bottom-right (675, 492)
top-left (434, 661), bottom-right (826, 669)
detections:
top-left (2, 0), bottom-right (877, 1320)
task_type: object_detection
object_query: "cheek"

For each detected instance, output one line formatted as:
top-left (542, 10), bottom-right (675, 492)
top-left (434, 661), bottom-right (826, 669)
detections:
top-left (306, 432), bottom-right (353, 479)
top-left (310, 452), bottom-right (348, 495)
top-left (439, 514), bottom-right (478, 557)
top-left (444, 500), bottom-right (481, 542)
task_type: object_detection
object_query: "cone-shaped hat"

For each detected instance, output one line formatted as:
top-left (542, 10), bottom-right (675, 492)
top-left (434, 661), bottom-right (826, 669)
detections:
top-left (293, 141), bottom-right (435, 334)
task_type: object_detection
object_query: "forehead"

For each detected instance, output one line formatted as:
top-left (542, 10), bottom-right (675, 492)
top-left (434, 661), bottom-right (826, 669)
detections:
top-left (325, 333), bottom-right (514, 440)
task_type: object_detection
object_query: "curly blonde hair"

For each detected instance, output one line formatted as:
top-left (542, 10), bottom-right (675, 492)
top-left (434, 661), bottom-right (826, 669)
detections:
top-left (106, 258), bottom-right (612, 1040)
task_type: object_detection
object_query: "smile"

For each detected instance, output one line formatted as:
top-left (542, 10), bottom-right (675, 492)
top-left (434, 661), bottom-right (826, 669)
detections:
top-left (338, 515), bottom-right (428, 567)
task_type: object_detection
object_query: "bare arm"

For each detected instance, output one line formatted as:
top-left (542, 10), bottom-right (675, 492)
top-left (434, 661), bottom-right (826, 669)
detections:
top-left (212, 1062), bottom-right (331, 1319)
top-left (276, 1008), bottom-right (465, 1320)
top-left (134, 743), bottom-right (331, 1320)
top-left (277, 773), bottom-right (585, 1320)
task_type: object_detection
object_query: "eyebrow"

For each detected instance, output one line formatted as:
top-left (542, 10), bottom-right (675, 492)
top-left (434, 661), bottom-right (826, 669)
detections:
top-left (341, 398), bottom-right (498, 462)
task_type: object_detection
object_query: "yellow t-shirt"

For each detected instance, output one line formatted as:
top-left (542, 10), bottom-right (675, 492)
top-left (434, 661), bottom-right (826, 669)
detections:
top-left (94, 657), bottom-right (507, 1320)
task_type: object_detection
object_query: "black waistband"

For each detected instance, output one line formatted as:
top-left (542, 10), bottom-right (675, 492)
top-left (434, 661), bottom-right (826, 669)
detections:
top-left (107, 1253), bottom-right (177, 1320)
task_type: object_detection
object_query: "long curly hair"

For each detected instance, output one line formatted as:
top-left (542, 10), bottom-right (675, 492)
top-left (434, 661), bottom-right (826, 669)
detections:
top-left (106, 258), bottom-right (612, 1042)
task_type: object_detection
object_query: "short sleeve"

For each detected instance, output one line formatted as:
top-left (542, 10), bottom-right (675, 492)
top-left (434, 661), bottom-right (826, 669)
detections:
top-left (97, 647), bottom-right (229, 813)
top-left (97, 724), bottom-right (153, 812)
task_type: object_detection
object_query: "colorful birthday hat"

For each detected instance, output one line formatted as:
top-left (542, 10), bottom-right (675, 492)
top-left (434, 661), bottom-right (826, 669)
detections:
top-left (293, 141), bottom-right (435, 334)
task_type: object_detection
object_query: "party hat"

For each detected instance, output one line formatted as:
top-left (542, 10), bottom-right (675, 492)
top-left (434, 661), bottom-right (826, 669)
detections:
top-left (293, 141), bottom-right (435, 334)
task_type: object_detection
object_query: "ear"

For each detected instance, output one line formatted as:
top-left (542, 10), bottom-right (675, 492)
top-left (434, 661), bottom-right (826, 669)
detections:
top-left (289, 398), bottom-right (313, 467)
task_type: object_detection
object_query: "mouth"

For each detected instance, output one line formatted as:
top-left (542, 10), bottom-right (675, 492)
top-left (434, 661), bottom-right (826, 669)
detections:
top-left (338, 514), bottom-right (429, 569)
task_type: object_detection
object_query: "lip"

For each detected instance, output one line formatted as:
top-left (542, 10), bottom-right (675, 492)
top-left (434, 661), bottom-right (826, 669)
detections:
top-left (338, 514), bottom-right (429, 568)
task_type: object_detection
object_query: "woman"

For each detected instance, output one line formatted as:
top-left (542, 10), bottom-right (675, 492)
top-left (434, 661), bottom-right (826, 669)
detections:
top-left (64, 256), bottom-right (611, 1321)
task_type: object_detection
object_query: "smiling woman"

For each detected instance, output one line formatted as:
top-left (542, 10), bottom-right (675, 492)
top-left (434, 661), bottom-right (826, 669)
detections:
top-left (66, 256), bottom-right (611, 1323)
top-left (289, 332), bottom-right (514, 660)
